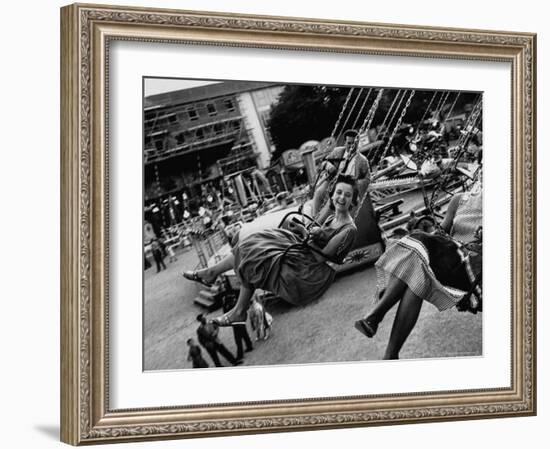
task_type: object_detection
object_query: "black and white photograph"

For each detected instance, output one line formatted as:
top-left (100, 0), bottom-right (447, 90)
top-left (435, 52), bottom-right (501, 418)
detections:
top-left (143, 78), bottom-right (483, 370)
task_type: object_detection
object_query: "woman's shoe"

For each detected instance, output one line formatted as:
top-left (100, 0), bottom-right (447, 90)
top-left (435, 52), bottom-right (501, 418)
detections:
top-left (354, 317), bottom-right (378, 338)
top-left (212, 312), bottom-right (247, 327)
top-left (182, 271), bottom-right (213, 287)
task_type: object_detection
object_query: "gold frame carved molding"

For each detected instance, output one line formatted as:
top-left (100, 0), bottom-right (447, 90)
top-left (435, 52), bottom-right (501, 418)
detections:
top-left (60, 3), bottom-right (536, 445)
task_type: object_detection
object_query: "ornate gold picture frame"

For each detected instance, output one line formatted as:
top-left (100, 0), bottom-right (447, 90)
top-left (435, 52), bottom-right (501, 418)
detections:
top-left (60, 3), bottom-right (536, 445)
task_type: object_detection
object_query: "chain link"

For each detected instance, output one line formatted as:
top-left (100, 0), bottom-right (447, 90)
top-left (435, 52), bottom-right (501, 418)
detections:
top-left (375, 89), bottom-right (402, 141)
top-left (359, 88), bottom-right (385, 135)
top-left (338, 88), bottom-right (364, 137)
top-left (412, 90), bottom-right (438, 141)
top-left (378, 90), bottom-right (416, 162)
top-left (444, 92), bottom-right (460, 123)
top-left (434, 91), bottom-right (449, 118)
top-left (351, 88), bottom-right (373, 130)
top-left (330, 87), bottom-right (355, 138)
top-left (382, 90), bottom-right (406, 140)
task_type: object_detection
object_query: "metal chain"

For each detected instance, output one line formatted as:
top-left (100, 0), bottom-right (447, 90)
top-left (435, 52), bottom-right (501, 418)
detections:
top-left (351, 88), bottom-right (373, 130)
top-left (317, 89), bottom-right (384, 214)
top-left (444, 92), bottom-right (461, 123)
top-left (455, 97), bottom-right (482, 150)
top-left (382, 90), bottom-right (406, 141)
top-left (434, 91), bottom-right (448, 118)
top-left (309, 87), bottom-right (356, 198)
top-left (355, 90), bottom-right (415, 221)
top-left (426, 98), bottom-right (483, 220)
top-left (338, 88), bottom-right (364, 135)
top-left (308, 87), bottom-right (362, 202)
top-left (405, 95), bottom-right (482, 238)
top-left (377, 90), bottom-right (416, 163)
top-left (375, 89), bottom-right (402, 141)
top-left (330, 87), bottom-right (355, 138)
top-left (352, 88), bottom-right (407, 221)
top-left (359, 88), bottom-right (385, 135)
top-left (412, 90), bottom-right (438, 141)
top-left (324, 88), bottom-right (383, 221)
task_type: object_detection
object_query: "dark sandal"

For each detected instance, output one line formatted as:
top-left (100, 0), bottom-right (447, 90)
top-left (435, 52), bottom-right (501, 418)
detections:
top-left (182, 271), bottom-right (213, 287)
top-left (354, 318), bottom-right (378, 338)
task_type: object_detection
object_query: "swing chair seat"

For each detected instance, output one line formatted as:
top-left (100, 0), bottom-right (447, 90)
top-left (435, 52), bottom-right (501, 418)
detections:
top-left (374, 199), bottom-right (404, 219)
top-left (331, 243), bottom-right (385, 273)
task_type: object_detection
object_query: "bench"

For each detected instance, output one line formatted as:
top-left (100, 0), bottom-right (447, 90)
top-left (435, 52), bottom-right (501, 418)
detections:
top-left (374, 199), bottom-right (404, 220)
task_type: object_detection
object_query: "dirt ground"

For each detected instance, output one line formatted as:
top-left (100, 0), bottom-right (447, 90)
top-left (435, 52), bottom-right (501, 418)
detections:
top-left (143, 247), bottom-right (482, 370)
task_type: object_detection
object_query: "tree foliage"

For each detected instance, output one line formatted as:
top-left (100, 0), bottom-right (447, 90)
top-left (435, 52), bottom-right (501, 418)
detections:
top-left (267, 85), bottom-right (349, 162)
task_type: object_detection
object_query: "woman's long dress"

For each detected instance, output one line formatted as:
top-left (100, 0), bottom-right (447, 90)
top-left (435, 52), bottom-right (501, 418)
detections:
top-left (233, 218), bottom-right (356, 305)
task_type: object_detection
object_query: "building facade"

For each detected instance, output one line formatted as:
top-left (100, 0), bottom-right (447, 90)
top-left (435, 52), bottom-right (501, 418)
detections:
top-left (143, 81), bottom-right (284, 205)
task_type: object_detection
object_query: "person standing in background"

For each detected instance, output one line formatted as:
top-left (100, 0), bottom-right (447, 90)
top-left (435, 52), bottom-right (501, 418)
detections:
top-left (195, 314), bottom-right (242, 367)
top-left (186, 338), bottom-right (209, 368)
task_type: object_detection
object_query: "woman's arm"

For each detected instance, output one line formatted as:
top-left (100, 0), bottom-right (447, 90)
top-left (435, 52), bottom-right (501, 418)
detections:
top-left (309, 226), bottom-right (356, 263)
top-left (359, 155), bottom-right (372, 188)
top-left (322, 147), bottom-right (343, 177)
top-left (321, 160), bottom-right (337, 176)
top-left (440, 193), bottom-right (462, 233)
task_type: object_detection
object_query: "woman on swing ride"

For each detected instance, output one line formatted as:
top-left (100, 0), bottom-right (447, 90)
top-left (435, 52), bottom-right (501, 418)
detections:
top-left (354, 169), bottom-right (483, 359)
top-left (311, 129), bottom-right (371, 222)
top-left (183, 175), bottom-right (358, 326)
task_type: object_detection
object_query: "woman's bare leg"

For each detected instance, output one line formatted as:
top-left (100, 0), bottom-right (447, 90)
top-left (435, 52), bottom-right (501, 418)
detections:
top-left (207, 254), bottom-right (235, 276)
top-left (367, 275), bottom-right (408, 324)
top-left (214, 285), bottom-right (254, 325)
top-left (355, 275), bottom-right (407, 338)
top-left (192, 254), bottom-right (235, 283)
top-left (383, 287), bottom-right (423, 360)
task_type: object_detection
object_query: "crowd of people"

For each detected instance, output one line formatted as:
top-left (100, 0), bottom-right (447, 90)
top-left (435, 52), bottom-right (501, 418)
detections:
top-left (179, 123), bottom-right (482, 366)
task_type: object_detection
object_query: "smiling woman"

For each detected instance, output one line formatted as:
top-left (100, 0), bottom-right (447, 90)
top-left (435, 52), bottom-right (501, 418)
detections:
top-left (184, 175), bottom-right (358, 323)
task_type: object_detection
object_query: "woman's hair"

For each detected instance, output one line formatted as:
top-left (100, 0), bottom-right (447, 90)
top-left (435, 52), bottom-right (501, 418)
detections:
top-left (329, 174), bottom-right (359, 209)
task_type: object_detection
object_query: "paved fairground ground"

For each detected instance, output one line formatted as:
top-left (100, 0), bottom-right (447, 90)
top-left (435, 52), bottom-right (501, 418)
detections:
top-left (143, 246), bottom-right (482, 371)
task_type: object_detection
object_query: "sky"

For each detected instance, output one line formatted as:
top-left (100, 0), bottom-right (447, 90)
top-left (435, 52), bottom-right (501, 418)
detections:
top-left (144, 78), bottom-right (220, 97)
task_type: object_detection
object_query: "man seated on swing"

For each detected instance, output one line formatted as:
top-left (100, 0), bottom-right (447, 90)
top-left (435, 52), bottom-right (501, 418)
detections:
top-left (311, 129), bottom-right (371, 222)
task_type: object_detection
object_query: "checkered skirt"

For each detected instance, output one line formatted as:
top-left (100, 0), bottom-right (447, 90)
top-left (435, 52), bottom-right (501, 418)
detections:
top-left (375, 235), bottom-right (468, 311)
